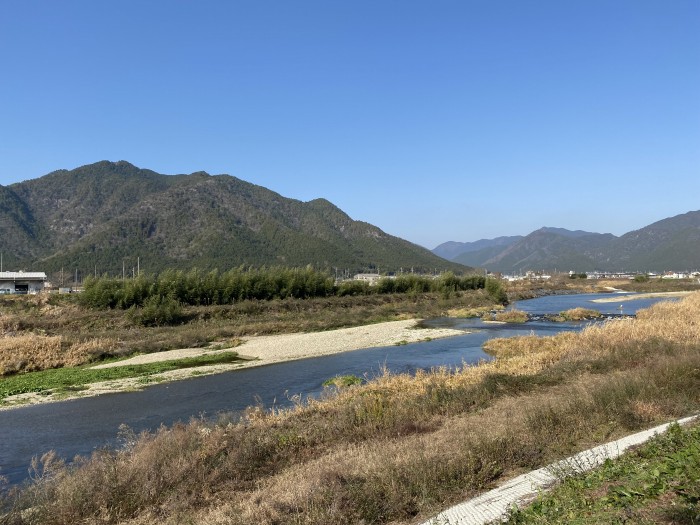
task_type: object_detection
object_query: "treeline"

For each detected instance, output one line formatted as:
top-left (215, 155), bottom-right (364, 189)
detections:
top-left (79, 267), bottom-right (507, 310)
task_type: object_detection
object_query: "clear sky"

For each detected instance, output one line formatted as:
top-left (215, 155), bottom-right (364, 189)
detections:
top-left (1, 1), bottom-right (698, 249)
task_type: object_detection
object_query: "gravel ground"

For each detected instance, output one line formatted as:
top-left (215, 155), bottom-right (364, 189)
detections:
top-left (1, 319), bottom-right (466, 410)
top-left (93, 319), bottom-right (466, 369)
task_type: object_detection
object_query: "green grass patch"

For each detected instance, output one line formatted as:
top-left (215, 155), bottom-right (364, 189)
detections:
top-left (0, 352), bottom-right (243, 402)
top-left (323, 374), bottom-right (364, 388)
top-left (504, 422), bottom-right (700, 524)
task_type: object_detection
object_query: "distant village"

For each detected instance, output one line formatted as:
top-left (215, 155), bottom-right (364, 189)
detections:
top-left (500, 270), bottom-right (700, 282)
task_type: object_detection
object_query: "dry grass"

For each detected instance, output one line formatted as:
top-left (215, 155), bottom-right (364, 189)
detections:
top-left (492, 309), bottom-right (529, 323)
top-left (558, 307), bottom-right (602, 320)
top-left (447, 305), bottom-right (503, 318)
top-left (0, 335), bottom-right (119, 376)
top-left (2, 293), bottom-right (700, 524)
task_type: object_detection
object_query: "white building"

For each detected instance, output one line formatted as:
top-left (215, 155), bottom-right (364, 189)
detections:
top-left (353, 273), bottom-right (382, 285)
top-left (0, 271), bottom-right (47, 294)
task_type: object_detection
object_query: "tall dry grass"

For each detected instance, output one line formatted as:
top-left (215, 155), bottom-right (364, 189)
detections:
top-left (2, 293), bottom-right (700, 525)
top-left (0, 336), bottom-right (119, 376)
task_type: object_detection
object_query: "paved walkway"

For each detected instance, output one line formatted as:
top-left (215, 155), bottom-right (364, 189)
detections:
top-left (421, 414), bottom-right (699, 525)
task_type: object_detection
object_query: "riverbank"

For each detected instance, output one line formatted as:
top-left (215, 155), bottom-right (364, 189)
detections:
top-left (0, 319), bottom-right (466, 410)
top-left (591, 290), bottom-right (693, 303)
top-left (4, 292), bottom-right (697, 525)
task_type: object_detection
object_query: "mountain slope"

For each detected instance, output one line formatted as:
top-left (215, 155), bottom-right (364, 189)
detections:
top-left (436, 213), bottom-right (700, 272)
top-left (3, 161), bottom-right (468, 275)
top-left (478, 229), bottom-right (615, 272)
top-left (604, 210), bottom-right (700, 271)
top-left (433, 236), bottom-right (522, 260)
top-left (0, 184), bottom-right (39, 267)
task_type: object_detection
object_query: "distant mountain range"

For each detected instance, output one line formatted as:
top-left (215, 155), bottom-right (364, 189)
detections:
top-left (0, 161), bottom-right (469, 276)
top-left (433, 213), bottom-right (700, 273)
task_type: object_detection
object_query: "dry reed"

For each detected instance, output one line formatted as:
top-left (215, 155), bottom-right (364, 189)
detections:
top-left (0, 335), bottom-right (119, 375)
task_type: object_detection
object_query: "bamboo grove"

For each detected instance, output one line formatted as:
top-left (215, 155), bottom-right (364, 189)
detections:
top-left (79, 267), bottom-right (506, 310)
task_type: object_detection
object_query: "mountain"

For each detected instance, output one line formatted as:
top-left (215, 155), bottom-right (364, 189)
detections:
top-left (605, 211), bottom-right (700, 271)
top-left (2, 161), bottom-right (469, 276)
top-left (470, 228), bottom-right (616, 273)
top-left (432, 236), bottom-right (523, 260)
top-left (435, 213), bottom-right (700, 272)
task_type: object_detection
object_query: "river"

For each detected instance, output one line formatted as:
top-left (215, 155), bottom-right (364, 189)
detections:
top-left (0, 292), bottom-right (677, 486)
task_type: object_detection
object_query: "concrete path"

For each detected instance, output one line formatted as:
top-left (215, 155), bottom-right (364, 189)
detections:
top-left (422, 414), bottom-right (699, 525)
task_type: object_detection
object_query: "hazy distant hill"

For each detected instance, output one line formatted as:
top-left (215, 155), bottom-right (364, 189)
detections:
top-left (2, 161), bottom-right (469, 276)
top-left (435, 212), bottom-right (700, 272)
top-left (432, 236), bottom-right (523, 261)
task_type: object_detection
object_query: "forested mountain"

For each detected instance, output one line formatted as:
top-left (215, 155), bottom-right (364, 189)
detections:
top-left (1, 161), bottom-right (468, 277)
top-left (435, 212), bottom-right (700, 272)
top-left (432, 236), bottom-right (523, 261)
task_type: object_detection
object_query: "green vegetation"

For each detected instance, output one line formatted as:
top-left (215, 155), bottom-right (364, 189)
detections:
top-left (0, 352), bottom-right (243, 402)
top-left (504, 422), bottom-right (700, 524)
top-left (79, 268), bottom-right (508, 312)
top-left (2, 292), bottom-right (698, 524)
top-left (322, 374), bottom-right (363, 388)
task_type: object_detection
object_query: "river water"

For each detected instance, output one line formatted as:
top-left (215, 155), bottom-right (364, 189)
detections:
top-left (0, 292), bottom-right (677, 486)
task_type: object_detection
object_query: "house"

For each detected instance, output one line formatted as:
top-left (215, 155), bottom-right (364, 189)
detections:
top-left (353, 273), bottom-right (382, 285)
top-left (0, 271), bottom-right (48, 294)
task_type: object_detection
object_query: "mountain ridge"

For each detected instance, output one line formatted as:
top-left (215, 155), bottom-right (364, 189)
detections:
top-left (435, 212), bottom-right (700, 273)
top-left (1, 161), bottom-right (469, 276)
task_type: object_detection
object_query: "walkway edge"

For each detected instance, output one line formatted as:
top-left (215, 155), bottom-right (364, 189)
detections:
top-left (422, 414), bottom-right (700, 525)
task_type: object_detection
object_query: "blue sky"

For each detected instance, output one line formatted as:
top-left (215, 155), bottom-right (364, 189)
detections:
top-left (1, 1), bottom-right (698, 249)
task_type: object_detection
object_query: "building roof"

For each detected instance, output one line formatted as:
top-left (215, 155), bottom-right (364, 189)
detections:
top-left (0, 271), bottom-right (47, 280)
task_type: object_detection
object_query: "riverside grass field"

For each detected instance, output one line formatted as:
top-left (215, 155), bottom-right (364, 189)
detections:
top-left (1, 277), bottom-right (699, 523)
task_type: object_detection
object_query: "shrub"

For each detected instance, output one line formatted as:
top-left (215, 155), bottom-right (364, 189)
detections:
top-left (127, 295), bottom-right (184, 327)
top-left (486, 278), bottom-right (509, 304)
